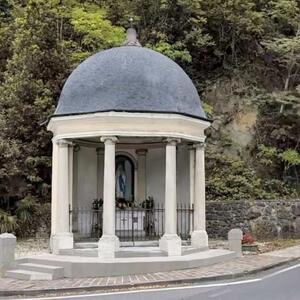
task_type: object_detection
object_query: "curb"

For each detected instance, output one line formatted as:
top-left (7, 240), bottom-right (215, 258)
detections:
top-left (0, 257), bottom-right (299, 297)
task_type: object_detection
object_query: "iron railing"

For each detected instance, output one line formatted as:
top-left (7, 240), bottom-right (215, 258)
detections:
top-left (70, 203), bottom-right (193, 242)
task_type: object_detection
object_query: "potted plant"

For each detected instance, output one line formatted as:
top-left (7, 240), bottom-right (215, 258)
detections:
top-left (92, 198), bottom-right (103, 210)
top-left (242, 233), bottom-right (259, 252)
top-left (141, 196), bottom-right (154, 209)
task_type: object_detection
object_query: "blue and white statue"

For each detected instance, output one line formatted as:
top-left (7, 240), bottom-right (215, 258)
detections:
top-left (116, 163), bottom-right (126, 199)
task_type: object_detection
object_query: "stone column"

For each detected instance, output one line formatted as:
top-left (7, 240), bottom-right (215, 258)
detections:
top-left (96, 148), bottom-right (104, 200)
top-left (51, 139), bottom-right (74, 254)
top-left (72, 145), bottom-right (79, 232)
top-left (136, 149), bottom-right (147, 203)
top-left (68, 145), bottom-right (74, 233)
top-left (98, 136), bottom-right (119, 258)
top-left (191, 142), bottom-right (208, 249)
top-left (189, 146), bottom-right (195, 232)
top-left (159, 138), bottom-right (181, 256)
top-left (50, 139), bottom-right (58, 242)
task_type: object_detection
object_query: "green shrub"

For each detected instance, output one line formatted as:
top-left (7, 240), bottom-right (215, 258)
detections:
top-left (206, 150), bottom-right (298, 201)
top-left (16, 195), bottom-right (39, 224)
top-left (15, 195), bottom-right (50, 237)
top-left (0, 209), bottom-right (17, 233)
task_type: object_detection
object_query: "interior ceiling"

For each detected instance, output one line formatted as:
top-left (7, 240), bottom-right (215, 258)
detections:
top-left (77, 136), bottom-right (164, 143)
top-left (73, 136), bottom-right (189, 148)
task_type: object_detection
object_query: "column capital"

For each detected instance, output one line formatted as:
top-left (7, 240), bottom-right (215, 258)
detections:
top-left (135, 149), bottom-right (148, 156)
top-left (56, 139), bottom-right (74, 147)
top-left (188, 143), bottom-right (196, 151)
top-left (100, 136), bottom-right (118, 144)
top-left (165, 138), bottom-right (181, 146)
top-left (193, 142), bottom-right (206, 149)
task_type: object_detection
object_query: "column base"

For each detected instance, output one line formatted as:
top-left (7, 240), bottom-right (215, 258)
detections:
top-left (159, 234), bottom-right (182, 256)
top-left (51, 232), bottom-right (73, 254)
top-left (98, 235), bottom-right (120, 259)
top-left (191, 230), bottom-right (208, 250)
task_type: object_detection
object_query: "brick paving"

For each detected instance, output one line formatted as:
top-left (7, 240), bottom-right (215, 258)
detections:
top-left (0, 246), bottom-right (299, 296)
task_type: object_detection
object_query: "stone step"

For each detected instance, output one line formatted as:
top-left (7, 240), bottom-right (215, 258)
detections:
top-left (116, 248), bottom-right (166, 258)
top-left (6, 269), bottom-right (53, 280)
top-left (74, 241), bottom-right (161, 248)
top-left (75, 242), bottom-right (98, 249)
top-left (60, 248), bottom-right (98, 257)
top-left (182, 246), bottom-right (207, 256)
top-left (18, 263), bottom-right (64, 279)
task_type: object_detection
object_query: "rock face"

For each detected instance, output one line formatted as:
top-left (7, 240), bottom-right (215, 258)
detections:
top-left (206, 200), bottom-right (300, 239)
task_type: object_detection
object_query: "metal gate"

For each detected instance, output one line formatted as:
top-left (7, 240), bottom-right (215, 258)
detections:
top-left (70, 204), bottom-right (193, 243)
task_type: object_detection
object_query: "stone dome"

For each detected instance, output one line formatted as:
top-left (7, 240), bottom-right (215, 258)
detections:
top-left (54, 45), bottom-right (207, 120)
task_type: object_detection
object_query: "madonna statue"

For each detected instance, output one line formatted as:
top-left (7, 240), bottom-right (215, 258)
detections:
top-left (116, 162), bottom-right (126, 199)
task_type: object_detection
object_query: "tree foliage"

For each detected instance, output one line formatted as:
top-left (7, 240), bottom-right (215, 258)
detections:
top-left (0, 0), bottom-right (299, 235)
top-left (0, 0), bottom-right (123, 207)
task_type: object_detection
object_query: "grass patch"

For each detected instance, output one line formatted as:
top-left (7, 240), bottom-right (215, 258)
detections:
top-left (257, 239), bottom-right (300, 253)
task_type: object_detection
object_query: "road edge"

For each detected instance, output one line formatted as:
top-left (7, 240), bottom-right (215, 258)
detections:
top-left (1, 257), bottom-right (299, 297)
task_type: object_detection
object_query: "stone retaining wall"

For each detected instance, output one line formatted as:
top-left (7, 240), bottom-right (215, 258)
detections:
top-left (206, 200), bottom-right (300, 239)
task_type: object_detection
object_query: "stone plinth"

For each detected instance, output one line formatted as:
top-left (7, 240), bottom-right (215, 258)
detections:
top-left (52, 232), bottom-right (73, 255)
top-left (159, 234), bottom-right (182, 256)
top-left (98, 235), bottom-right (120, 259)
top-left (191, 230), bottom-right (208, 250)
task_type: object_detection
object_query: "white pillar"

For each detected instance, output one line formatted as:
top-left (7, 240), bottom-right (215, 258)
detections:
top-left (96, 148), bottom-right (104, 200)
top-left (136, 149), bottom-right (147, 204)
top-left (72, 146), bottom-right (79, 231)
top-left (51, 139), bottom-right (74, 254)
top-left (68, 145), bottom-right (74, 233)
top-left (159, 138), bottom-right (181, 256)
top-left (98, 136), bottom-right (119, 258)
top-left (191, 142), bottom-right (208, 249)
top-left (50, 139), bottom-right (58, 240)
top-left (189, 146), bottom-right (195, 233)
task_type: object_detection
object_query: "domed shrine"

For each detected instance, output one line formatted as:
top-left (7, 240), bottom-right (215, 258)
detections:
top-left (47, 28), bottom-right (213, 262)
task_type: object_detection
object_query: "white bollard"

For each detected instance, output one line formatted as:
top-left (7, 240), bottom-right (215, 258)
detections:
top-left (228, 228), bottom-right (243, 257)
top-left (0, 233), bottom-right (16, 276)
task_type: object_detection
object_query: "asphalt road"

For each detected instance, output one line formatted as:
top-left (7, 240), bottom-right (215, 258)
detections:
top-left (24, 261), bottom-right (300, 300)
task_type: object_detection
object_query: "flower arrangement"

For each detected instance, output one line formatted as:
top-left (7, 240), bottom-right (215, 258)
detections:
top-left (92, 198), bottom-right (103, 210)
top-left (116, 197), bottom-right (136, 209)
top-left (241, 233), bottom-right (259, 253)
top-left (242, 233), bottom-right (255, 245)
top-left (141, 196), bottom-right (154, 209)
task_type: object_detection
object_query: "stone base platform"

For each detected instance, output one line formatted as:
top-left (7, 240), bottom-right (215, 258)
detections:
top-left (7, 247), bottom-right (237, 279)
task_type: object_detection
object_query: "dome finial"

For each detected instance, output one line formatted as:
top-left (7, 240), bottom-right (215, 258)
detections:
top-left (129, 17), bottom-right (133, 27)
top-left (123, 19), bottom-right (141, 47)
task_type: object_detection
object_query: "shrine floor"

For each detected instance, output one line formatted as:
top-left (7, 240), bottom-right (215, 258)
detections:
top-left (6, 245), bottom-right (237, 279)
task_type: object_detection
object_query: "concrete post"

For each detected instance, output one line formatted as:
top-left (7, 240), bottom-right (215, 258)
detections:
top-left (191, 142), bottom-right (208, 249)
top-left (159, 138), bottom-right (181, 256)
top-left (136, 149), bottom-right (147, 204)
top-left (0, 233), bottom-right (16, 276)
top-left (98, 136), bottom-right (119, 258)
top-left (228, 228), bottom-right (243, 257)
top-left (51, 139), bottom-right (74, 254)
